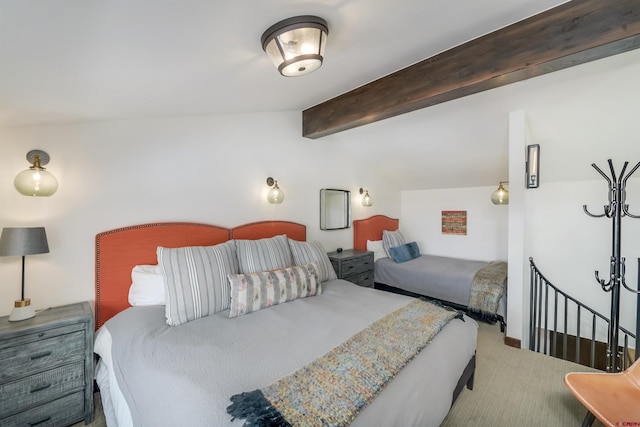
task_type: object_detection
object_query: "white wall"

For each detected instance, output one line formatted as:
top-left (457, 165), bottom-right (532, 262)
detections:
top-left (0, 112), bottom-right (401, 317)
top-left (401, 187), bottom-right (508, 261)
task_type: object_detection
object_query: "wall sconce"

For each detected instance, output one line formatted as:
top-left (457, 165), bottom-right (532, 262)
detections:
top-left (0, 227), bottom-right (49, 321)
top-left (359, 188), bottom-right (373, 207)
top-left (266, 177), bottom-right (285, 204)
top-left (526, 144), bottom-right (540, 189)
top-left (261, 15), bottom-right (328, 77)
top-left (491, 181), bottom-right (509, 205)
top-left (14, 150), bottom-right (59, 197)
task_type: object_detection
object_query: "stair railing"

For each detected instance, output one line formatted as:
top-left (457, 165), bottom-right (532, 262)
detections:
top-left (529, 257), bottom-right (636, 370)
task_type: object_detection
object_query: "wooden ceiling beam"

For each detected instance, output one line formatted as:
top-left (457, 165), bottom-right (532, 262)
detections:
top-left (302, 0), bottom-right (640, 139)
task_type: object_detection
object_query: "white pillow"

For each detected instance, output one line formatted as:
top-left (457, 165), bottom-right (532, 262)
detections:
top-left (366, 240), bottom-right (387, 262)
top-left (128, 264), bottom-right (166, 306)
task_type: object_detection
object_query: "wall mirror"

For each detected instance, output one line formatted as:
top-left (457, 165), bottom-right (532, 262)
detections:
top-left (320, 189), bottom-right (351, 230)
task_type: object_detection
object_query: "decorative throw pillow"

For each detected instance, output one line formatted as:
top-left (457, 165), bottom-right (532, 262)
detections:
top-left (389, 242), bottom-right (421, 263)
top-left (366, 239), bottom-right (387, 262)
top-left (288, 239), bottom-right (337, 282)
top-left (382, 230), bottom-right (407, 259)
top-left (128, 264), bottom-right (166, 306)
top-left (228, 263), bottom-right (321, 318)
top-left (158, 240), bottom-right (239, 326)
top-left (235, 234), bottom-right (293, 274)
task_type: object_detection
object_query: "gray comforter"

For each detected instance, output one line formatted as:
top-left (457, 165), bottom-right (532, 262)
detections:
top-left (95, 279), bottom-right (477, 427)
top-left (375, 254), bottom-right (495, 307)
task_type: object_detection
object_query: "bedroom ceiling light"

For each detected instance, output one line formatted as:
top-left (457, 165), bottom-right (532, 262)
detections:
top-left (261, 15), bottom-right (328, 77)
top-left (491, 181), bottom-right (509, 205)
top-left (359, 188), bottom-right (373, 207)
top-left (0, 227), bottom-right (49, 321)
top-left (266, 177), bottom-right (285, 204)
top-left (14, 150), bottom-right (59, 197)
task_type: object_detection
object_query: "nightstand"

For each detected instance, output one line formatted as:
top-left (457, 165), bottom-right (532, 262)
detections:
top-left (0, 302), bottom-right (94, 426)
top-left (327, 249), bottom-right (374, 288)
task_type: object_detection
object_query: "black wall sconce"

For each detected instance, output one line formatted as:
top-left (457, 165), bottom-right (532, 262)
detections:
top-left (526, 144), bottom-right (540, 189)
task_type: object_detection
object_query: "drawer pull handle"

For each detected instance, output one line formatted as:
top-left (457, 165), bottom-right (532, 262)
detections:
top-left (28, 416), bottom-right (51, 426)
top-left (30, 351), bottom-right (52, 360)
top-left (347, 265), bottom-right (354, 269)
top-left (30, 382), bottom-right (51, 393)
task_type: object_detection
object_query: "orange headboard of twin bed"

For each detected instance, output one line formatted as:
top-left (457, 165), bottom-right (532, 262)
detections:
top-left (95, 220), bottom-right (306, 329)
top-left (352, 215), bottom-right (399, 251)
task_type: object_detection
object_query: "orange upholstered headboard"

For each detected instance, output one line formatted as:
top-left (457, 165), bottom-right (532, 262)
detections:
top-left (353, 215), bottom-right (399, 251)
top-left (95, 220), bottom-right (307, 329)
top-left (95, 223), bottom-right (231, 329)
top-left (231, 220), bottom-right (306, 242)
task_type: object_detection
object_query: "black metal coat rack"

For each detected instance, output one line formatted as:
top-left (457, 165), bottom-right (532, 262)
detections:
top-left (583, 159), bottom-right (640, 373)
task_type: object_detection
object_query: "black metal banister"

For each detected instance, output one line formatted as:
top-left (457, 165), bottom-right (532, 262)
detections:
top-left (529, 257), bottom-right (636, 370)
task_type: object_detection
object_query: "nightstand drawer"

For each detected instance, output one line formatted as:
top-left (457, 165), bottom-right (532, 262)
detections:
top-left (0, 390), bottom-right (84, 427)
top-left (0, 362), bottom-right (84, 416)
top-left (345, 271), bottom-right (374, 288)
top-left (339, 254), bottom-right (373, 276)
top-left (0, 330), bottom-right (84, 382)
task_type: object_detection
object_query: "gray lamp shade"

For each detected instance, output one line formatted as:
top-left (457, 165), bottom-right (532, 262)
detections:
top-left (0, 227), bottom-right (49, 256)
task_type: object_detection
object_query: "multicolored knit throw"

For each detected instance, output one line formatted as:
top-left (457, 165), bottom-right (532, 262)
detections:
top-left (227, 299), bottom-right (462, 427)
top-left (468, 261), bottom-right (507, 323)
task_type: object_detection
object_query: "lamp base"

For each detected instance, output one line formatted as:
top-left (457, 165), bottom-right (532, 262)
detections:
top-left (9, 299), bottom-right (36, 322)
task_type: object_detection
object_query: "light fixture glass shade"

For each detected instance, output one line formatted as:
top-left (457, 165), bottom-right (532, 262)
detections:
top-left (267, 181), bottom-right (285, 204)
top-left (14, 151), bottom-right (58, 197)
top-left (261, 16), bottom-right (328, 77)
top-left (491, 182), bottom-right (509, 205)
top-left (361, 190), bottom-right (373, 207)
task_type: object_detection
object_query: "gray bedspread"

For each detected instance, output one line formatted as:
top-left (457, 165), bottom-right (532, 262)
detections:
top-left (95, 279), bottom-right (477, 427)
top-left (375, 254), bottom-right (490, 307)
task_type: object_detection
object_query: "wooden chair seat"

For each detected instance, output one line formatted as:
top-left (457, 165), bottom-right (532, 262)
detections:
top-left (564, 357), bottom-right (640, 427)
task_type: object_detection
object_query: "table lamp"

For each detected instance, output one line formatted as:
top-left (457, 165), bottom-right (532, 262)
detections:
top-left (0, 227), bottom-right (49, 321)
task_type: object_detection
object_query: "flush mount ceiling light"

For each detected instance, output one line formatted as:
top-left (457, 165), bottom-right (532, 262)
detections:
top-left (261, 15), bottom-right (328, 77)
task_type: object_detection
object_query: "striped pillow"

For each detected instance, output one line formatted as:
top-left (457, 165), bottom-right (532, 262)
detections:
top-left (289, 239), bottom-right (337, 282)
top-left (158, 240), bottom-right (238, 326)
top-left (382, 230), bottom-right (407, 259)
top-left (228, 263), bottom-right (321, 318)
top-left (235, 234), bottom-right (293, 274)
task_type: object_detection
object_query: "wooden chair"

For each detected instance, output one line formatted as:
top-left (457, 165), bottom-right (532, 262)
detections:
top-left (564, 357), bottom-right (640, 427)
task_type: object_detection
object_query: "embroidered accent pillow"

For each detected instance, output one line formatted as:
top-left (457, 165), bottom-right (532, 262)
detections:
top-left (158, 240), bottom-right (239, 326)
top-left (288, 239), bottom-right (337, 282)
top-left (382, 230), bottom-right (407, 259)
top-left (228, 263), bottom-right (321, 318)
top-left (389, 242), bottom-right (421, 263)
top-left (235, 234), bottom-right (293, 274)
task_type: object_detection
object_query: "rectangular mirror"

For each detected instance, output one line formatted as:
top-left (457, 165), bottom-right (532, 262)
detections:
top-left (320, 189), bottom-right (351, 230)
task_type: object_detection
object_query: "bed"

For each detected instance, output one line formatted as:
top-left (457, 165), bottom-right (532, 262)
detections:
top-left (93, 220), bottom-right (478, 427)
top-left (353, 215), bottom-right (507, 328)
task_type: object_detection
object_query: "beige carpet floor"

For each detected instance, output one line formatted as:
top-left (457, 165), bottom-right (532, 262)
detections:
top-left (76, 322), bottom-right (603, 426)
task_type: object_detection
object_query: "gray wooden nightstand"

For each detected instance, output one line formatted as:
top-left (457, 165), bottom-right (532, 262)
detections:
top-left (0, 302), bottom-right (94, 426)
top-left (327, 249), bottom-right (374, 288)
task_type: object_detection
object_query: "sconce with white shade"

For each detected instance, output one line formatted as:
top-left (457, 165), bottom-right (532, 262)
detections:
top-left (359, 188), bottom-right (373, 207)
top-left (266, 177), bottom-right (285, 204)
top-left (0, 227), bottom-right (49, 321)
top-left (491, 181), bottom-right (509, 205)
top-left (14, 150), bottom-right (59, 197)
top-left (261, 15), bottom-right (328, 77)
top-left (526, 144), bottom-right (540, 189)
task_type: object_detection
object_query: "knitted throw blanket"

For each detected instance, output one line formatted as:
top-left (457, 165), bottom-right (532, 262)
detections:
top-left (468, 261), bottom-right (508, 323)
top-left (227, 299), bottom-right (462, 427)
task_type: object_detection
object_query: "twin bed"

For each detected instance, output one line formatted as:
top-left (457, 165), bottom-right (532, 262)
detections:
top-left (93, 220), bottom-right (478, 426)
top-left (353, 215), bottom-right (507, 328)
